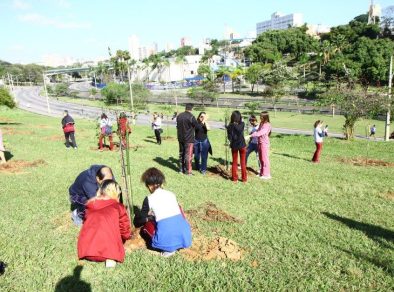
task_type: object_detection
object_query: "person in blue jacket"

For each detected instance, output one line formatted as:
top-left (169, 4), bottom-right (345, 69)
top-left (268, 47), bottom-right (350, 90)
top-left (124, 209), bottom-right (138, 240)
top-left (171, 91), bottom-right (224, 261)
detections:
top-left (69, 165), bottom-right (113, 226)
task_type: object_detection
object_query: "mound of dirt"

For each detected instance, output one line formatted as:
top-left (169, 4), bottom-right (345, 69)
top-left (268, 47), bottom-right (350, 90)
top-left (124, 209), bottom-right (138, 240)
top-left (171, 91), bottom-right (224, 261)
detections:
top-left (2, 127), bottom-right (34, 136)
top-left (180, 236), bottom-right (243, 261)
top-left (206, 164), bottom-right (232, 180)
top-left (338, 157), bottom-right (394, 167)
top-left (0, 159), bottom-right (46, 174)
top-left (124, 228), bottom-right (147, 252)
top-left (383, 192), bottom-right (394, 201)
top-left (185, 202), bottom-right (243, 223)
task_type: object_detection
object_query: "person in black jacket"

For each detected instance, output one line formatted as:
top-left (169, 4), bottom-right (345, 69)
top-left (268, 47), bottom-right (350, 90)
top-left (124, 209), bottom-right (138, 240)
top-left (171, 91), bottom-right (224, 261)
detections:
top-left (69, 165), bottom-right (114, 226)
top-left (194, 112), bottom-right (211, 174)
top-left (227, 110), bottom-right (247, 183)
top-left (61, 110), bottom-right (77, 149)
top-left (176, 104), bottom-right (198, 175)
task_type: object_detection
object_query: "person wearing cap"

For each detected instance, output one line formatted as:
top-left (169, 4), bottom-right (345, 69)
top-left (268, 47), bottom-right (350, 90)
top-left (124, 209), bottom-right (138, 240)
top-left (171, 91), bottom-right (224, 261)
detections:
top-left (69, 165), bottom-right (114, 226)
top-left (176, 104), bottom-right (198, 175)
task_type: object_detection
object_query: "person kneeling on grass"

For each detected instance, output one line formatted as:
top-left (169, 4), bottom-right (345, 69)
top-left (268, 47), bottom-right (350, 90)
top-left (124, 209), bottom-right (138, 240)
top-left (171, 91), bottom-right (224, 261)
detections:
top-left (78, 179), bottom-right (131, 268)
top-left (136, 167), bottom-right (192, 257)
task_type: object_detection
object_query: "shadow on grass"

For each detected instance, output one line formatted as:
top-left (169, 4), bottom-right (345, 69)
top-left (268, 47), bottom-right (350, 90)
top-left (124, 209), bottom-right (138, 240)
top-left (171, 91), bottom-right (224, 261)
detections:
top-left (143, 139), bottom-right (157, 144)
top-left (273, 152), bottom-right (310, 162)
top-left (153, 156), bottom-right (179, 172)
top-left (55, 266), bottom-right (91, 292)
top-left (322, 212), bottom-right (394, 246)
top-left (210, 156), bottom-right (227, 166)
top-left (337, 247), bottom-right (394, 276)
top-left (0, 122), bottom-right (22, 125)
top-left (132, 205), bottom-right (143, 227)
top-left (4, 151), bottom-right (13, 161)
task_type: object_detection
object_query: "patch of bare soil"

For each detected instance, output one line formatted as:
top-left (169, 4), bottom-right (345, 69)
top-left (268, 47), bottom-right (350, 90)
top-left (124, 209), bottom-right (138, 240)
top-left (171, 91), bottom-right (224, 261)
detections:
top-left (37, 124), bottom-right (52, 129)
top-left (185, 202), bottom-right (243, 223)
top-left (206, 164), bottom-right (232, 180)
top-left (180, 236), bottom-right (243, 261)
top-left (338, 157), bottom-right (394, 167)
top-left (383, 192), bottom-right (394, 201)
top-left (0, 117), bottom-right (13, 122)
top-left (52, 211), bottom-right (72, 233)
top-left (129, 144), bottom-right (146, 151)
top-left (0, 159), bottom-right (46, 174)
top-left (45, 135), bottom-right (64, 141)
top-left (89, 145), bottom-right (120, 152)
top-left (124, 228), bottom-right (148, 252)
top-left (2, 127), bottom-right (34, 135)
top-left (206, 164), bottom-right (259, 179)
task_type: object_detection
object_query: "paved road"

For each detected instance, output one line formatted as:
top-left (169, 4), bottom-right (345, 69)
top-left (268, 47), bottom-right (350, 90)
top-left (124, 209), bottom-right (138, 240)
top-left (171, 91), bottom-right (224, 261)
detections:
top-left (12, 86), bottom-right (382, 140)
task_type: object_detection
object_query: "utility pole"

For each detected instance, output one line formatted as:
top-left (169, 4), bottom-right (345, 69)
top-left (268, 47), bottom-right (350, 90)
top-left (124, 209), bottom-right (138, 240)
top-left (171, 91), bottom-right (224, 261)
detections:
top-left (384, 56), bottom-right (392, 141)
top-left (127, 63), bottom-right (134, 111)
top-left (42, 73), bottom-right (51, 114)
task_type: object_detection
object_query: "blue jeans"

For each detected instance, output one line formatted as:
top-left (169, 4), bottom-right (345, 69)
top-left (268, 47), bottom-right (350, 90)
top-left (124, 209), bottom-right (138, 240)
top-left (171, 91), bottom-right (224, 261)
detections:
top-left (194, 139), bottom-right (210, 173)
top-left (246, 143), bottom-right (260, 168)
top-left (71, 209), bottom-right (83, 227)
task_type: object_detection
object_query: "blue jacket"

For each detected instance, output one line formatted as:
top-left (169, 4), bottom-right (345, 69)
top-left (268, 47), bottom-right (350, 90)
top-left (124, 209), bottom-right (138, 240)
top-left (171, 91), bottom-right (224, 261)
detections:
top-left (69, 165), bottom-right (104, 218)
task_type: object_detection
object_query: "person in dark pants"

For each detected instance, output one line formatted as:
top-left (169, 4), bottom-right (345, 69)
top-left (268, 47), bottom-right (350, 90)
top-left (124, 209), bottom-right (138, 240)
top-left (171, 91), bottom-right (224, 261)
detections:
top-left (176, 104), bottom-right (198, 175)
top-left (69, 165), bottom-right (114, 226)
top-left (61, 110), bottom-right (77, 149)
top-left (152, 112), bottom-right (162, 145)
top-left (227, 111), bottom-right (247, 183)
top-left (194, 112), bottom-right (211, 175)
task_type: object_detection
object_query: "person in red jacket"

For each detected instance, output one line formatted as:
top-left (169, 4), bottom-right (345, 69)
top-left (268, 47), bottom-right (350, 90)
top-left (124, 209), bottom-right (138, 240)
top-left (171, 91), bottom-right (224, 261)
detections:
top-left (61, 110), bottom-right (77, 149)
top-left (117, 112), bottom-right (132, 148)
top-left (77, 179), bottom-right (131, 267)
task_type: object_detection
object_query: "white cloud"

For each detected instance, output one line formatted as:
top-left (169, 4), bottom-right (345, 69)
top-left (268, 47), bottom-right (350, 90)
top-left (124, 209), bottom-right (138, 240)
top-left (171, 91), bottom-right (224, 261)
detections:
top-left (12, 0), bottom-right (30, 10)
top-left (55, 0), bottom-right (71, 9)
top-left (18, 13), bottom-right (91, 29)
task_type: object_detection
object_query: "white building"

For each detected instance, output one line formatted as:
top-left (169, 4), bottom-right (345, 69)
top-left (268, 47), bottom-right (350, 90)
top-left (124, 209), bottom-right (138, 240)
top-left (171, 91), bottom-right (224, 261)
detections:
top-left (256, 12), bottom-right (304, 35)
top-left (128, 35), bottom-right (140, 61)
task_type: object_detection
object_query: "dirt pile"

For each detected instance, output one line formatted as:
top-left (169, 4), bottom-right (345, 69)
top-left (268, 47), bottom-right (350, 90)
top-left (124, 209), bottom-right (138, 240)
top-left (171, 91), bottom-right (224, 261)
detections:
top-left (206, 164), bottom-right (259, 179)
top-left (0, 159), bottom-right (46, 174)
top-left (89, 145), bottom-right (120, 152)
top-left (185, 202), bottom-right (243, 223)
top-left (383, 192), bottom-right (394, 201)
top-left (338, 157), bottom-right (394, 167)
top-left (181, 236), bottom-right (243, 261)
top-left (124, 228), bottom-right (147, 252)
top-left (2, 127), bottom-right (34, 136)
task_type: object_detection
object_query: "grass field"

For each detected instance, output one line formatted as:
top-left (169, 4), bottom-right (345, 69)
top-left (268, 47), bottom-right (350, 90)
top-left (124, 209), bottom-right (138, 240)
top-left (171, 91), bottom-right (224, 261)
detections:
top-left (0, 107), bottom-right (393, 291)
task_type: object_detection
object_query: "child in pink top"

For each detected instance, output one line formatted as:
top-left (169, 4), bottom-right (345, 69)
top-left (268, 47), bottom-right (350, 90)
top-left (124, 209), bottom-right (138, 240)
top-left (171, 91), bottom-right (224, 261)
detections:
top-left (247, 112), bottom-right (272, 179)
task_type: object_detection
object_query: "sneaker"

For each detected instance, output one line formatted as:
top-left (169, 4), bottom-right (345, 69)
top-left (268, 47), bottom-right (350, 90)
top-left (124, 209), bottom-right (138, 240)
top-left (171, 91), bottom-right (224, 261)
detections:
top-left (161, 251), bottom-right (176, 258)
top-left (105, 259), bottom-right (116, 268)
top-left (74, 147), bottom-right (77, 150)
top-left (256, 174), bottom-right (262, 177)
top-left (201, 170), bottom-right (206, 175)
top-left (99, 149), bottom-right (103, 152)
top-left (260, 176), bottom-right (272, 180)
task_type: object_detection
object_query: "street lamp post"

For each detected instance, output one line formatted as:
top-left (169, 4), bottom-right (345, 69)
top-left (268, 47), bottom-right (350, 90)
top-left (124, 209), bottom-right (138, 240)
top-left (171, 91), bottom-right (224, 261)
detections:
top-left (127, 62), bottom-right (134, 111)
top-left (42, 73), bottom-right (51, 114)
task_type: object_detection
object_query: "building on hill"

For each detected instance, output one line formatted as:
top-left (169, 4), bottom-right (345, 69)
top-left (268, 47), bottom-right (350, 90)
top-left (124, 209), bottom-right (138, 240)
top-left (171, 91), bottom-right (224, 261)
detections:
top-left (256, 12), bottom-right (304, 35)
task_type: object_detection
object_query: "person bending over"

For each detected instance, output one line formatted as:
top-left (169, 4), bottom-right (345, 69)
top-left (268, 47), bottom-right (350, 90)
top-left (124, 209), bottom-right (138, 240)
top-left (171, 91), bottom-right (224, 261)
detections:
top-left (78, 180), bottom-right (131, 268)
top-left (136, 167), bottom-right (192, 257)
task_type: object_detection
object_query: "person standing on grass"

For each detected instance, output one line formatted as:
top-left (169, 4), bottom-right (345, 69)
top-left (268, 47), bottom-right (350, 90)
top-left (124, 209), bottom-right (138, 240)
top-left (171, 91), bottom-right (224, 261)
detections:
top-left (61, 110), bottom-right (77, 149)
top-left (246, 111), bottom-right (272, 180)
top-left (69, 165), bottom-right (114, 226)
top-left (312, 120), bottom-right (324, 163)
top-left (176, 103), bottom-right (198, 175)
top-left (98, 113), bottom-right (114, 151)
top-left (370, 125), bottom-right (376, 139)
top-left (245, 115), bottom-right (260, 169)
top-left (117, 112), bottom-right (132, 148)
top-left (227, 110), bottom-right (247, 183)
top-left (194, 112), bottom-right (211, 175)
top-left (78, 180), bottom-right (131, 268)
top-left (135, 167), bottom-right (192, 257)
top-left (0, 128), bottom-right (6, 164)
top-left (152, 112), bottom-right (162, 145)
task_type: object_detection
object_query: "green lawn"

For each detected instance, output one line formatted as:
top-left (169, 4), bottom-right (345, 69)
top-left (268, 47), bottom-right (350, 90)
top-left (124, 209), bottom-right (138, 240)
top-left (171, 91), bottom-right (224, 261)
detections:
top-left (0, 108), bottom-right (393, 291)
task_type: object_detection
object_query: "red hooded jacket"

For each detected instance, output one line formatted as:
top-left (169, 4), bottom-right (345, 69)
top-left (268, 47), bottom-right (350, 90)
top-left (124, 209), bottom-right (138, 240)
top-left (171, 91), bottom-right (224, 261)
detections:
top-left (77, 198), bottom-right (131, 262)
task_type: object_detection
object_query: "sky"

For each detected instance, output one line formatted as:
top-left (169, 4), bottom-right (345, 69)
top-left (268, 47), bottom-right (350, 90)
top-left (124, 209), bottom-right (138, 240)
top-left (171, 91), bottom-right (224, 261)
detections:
top-left (1, 0), bottom-right (393, 66)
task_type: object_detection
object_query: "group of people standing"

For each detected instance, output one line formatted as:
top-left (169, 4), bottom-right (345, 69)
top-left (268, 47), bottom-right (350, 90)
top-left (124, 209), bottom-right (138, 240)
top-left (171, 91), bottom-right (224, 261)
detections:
top-left (69, 165), bottom-right (192, 266)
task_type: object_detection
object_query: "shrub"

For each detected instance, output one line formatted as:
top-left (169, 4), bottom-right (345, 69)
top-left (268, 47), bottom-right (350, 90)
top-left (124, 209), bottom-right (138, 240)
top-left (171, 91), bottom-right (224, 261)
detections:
top-left (0, 87), bottom-right (16, 108)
